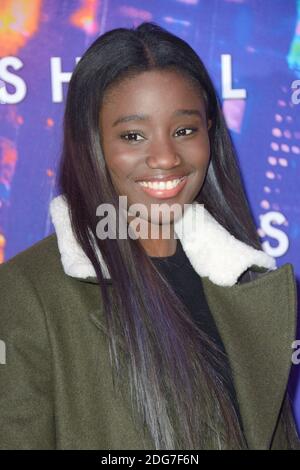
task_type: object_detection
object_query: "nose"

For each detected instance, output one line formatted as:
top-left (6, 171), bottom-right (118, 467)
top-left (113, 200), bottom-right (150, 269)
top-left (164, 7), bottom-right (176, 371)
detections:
top-left (145, 137), bottom-right (181, 169)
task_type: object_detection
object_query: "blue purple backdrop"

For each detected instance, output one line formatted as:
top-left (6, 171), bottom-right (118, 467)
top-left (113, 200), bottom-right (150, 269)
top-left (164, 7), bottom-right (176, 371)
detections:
top-left (0, 0), bottom-right (300, 432)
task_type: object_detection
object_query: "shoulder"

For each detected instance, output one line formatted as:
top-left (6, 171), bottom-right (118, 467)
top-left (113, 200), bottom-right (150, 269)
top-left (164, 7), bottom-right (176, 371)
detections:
top-left (0, 236), bottom-right (61, 367)
top-left (0, 233), bottom-right (77, 325)
top-left (0, 233), bottom-right (66, 290)
top-left (0, 233), bottom-right (102, 334)
top-left (237, 263), bottom-right (295, 286)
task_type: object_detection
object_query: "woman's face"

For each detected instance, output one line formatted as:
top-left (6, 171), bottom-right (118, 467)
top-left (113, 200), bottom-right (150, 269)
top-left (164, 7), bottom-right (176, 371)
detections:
top-left (99, 69), bottom-right (212, 226)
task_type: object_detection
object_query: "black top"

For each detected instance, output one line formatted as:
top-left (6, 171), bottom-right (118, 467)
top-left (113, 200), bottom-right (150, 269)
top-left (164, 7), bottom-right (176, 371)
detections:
top-left (149, 238), bottom-right (244, 433)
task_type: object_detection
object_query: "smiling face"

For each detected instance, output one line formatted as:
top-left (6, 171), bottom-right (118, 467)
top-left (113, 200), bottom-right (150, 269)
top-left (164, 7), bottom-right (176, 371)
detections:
top-left (99, 69), bottom-right (212, 227)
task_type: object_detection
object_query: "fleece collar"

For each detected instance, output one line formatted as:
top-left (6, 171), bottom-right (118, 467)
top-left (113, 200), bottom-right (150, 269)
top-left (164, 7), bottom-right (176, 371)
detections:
top-left (49, 194), bottom-right (276, 287)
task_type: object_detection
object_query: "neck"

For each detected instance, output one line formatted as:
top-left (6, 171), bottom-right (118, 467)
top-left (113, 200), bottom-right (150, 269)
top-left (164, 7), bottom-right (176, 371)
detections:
top-left (134, 219), bottom-right (177, 257)
top-left (139, 236), bottom-right (177, 258)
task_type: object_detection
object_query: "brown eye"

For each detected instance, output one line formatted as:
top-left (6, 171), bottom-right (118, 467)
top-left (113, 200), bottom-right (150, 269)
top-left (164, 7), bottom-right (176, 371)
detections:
top-left (120, 131), bottom-right (144, 142)
top-left (175, 127), bottom-right (198, 137)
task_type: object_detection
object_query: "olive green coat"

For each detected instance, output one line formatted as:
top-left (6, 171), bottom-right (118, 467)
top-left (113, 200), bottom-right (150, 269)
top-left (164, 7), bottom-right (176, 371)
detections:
top-left (0, 195), bottom-right (299, 450)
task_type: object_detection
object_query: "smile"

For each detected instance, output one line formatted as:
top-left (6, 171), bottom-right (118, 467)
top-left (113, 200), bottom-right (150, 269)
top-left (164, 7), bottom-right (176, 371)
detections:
top-left (136, 176), bottom-right (187, 199)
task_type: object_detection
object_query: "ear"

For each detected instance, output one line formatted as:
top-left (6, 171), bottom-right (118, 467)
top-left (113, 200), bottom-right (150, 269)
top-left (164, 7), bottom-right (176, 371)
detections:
top-left (207, 119), bottom-right (212, 130)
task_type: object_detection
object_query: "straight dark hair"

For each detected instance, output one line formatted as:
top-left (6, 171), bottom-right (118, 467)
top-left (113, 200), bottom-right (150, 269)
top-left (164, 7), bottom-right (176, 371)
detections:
top-left (57, 22), bottom-right (288, 449)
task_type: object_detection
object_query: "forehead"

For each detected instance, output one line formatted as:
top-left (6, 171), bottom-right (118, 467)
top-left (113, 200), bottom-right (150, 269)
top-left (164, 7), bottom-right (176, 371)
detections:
top-left (101, 69), bottom-right (205, 111)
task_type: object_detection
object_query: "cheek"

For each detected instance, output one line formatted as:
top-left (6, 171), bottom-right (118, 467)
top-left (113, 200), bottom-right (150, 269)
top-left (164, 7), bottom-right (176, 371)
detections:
top-left (105, 154), bottom-right (140, 193)
top-left (104, 148), bottom-right (133, 178)
top-left (190, 137), bottom-right (210, 166)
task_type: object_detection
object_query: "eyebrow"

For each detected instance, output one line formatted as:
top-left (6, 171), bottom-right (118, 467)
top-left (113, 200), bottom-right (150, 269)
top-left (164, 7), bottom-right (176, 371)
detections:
top-left (112, 109), bottom-right (204, 127)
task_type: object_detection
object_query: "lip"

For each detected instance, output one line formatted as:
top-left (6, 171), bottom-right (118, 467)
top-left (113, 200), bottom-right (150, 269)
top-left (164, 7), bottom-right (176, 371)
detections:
top-left (134, 173), bottom-right (188, 183)
top-left (136, 175), bottom-right (188, 199)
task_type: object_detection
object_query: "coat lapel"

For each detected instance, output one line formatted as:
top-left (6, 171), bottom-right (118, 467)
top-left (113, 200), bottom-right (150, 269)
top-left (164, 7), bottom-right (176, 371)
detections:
top-left (49, 194), bottom-right (297, 449)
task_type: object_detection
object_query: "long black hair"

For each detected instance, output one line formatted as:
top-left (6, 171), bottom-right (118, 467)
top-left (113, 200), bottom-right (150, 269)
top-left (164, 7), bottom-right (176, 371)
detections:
top-left (58, 22), bottom-right (266, 449)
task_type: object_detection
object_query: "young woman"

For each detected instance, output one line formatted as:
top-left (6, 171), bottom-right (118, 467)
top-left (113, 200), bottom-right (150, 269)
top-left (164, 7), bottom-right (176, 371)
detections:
top-left (0, 22), bottom-right (299, 450)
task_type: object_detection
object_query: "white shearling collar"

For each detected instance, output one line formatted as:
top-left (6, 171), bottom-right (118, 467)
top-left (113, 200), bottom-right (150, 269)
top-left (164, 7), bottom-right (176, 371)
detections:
top-left (49, 194), bottom-right (276, 287)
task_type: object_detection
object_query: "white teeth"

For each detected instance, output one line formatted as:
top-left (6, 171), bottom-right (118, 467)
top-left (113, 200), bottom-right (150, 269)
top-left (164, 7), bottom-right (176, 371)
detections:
top-left (138, 178), bottom-right (184, 190)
